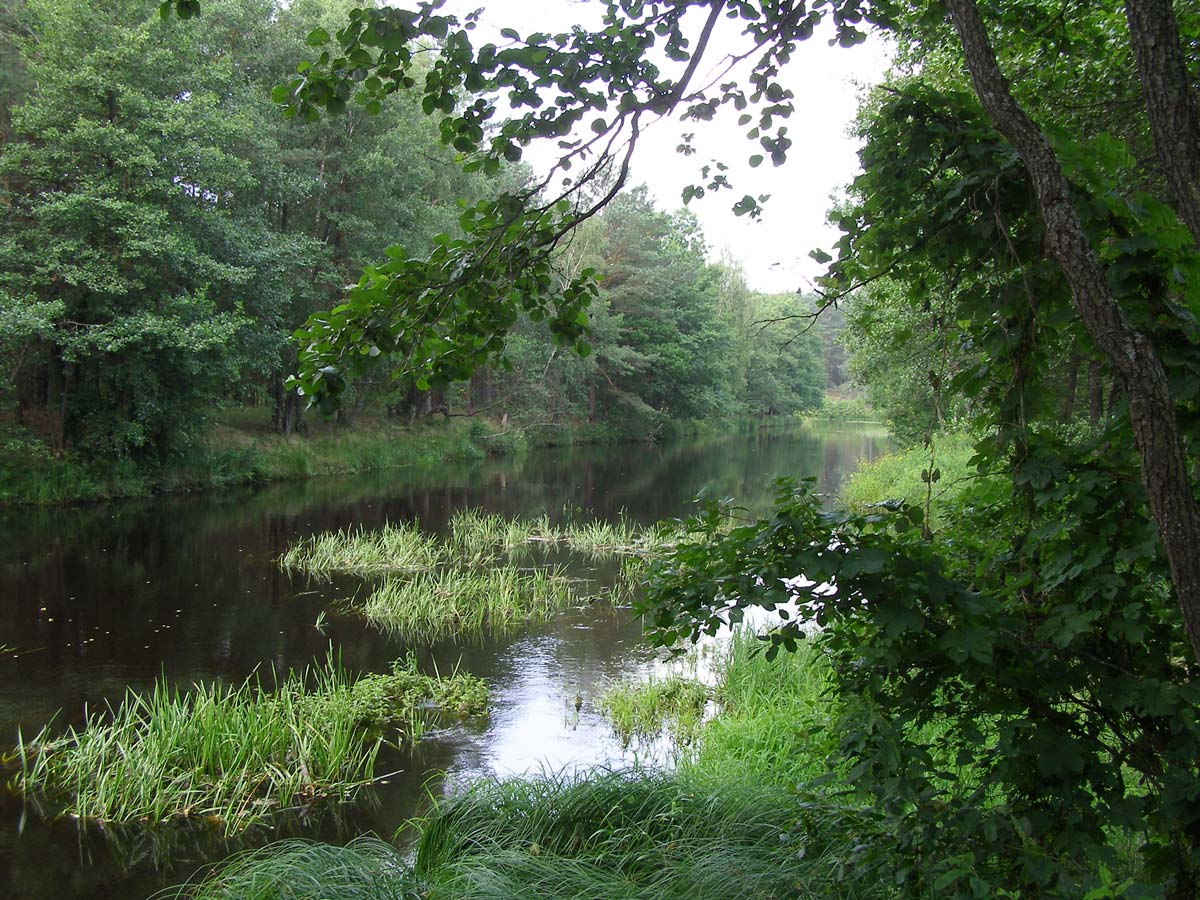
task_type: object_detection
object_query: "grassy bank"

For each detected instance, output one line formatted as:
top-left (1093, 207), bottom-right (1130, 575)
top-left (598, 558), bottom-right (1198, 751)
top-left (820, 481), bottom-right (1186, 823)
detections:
top-left (175, 769), bottom-right (885, 900)
top-left (12, 657), bottom-right (487, 834)
top-left (0, 415), bottom-right (492, 505)
top-left (0, 408), bottom-right (836, 506)
top-left (839, 429), bottom-right (991, 526)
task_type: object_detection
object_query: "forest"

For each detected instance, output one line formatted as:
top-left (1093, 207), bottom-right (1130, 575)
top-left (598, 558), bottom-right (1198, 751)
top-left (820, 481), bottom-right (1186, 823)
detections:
top-left (2, 0), bottom-right (1200, 899)
top-left (0, 0), bottom-right (834, 504)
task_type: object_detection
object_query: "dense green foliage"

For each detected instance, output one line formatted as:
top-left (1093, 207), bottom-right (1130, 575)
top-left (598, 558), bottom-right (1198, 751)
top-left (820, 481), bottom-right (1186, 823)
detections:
top-left (0, 0), bottom-right (825, 491)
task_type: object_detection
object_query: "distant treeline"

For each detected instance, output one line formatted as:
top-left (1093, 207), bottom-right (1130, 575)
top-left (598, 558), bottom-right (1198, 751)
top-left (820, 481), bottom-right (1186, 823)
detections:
top-left (0, 0), bottom-right (839, 466)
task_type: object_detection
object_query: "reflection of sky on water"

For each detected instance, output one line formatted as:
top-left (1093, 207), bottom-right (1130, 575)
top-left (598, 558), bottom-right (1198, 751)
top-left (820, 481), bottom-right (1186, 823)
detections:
top-left (0, 423), bottom-right (887, 900)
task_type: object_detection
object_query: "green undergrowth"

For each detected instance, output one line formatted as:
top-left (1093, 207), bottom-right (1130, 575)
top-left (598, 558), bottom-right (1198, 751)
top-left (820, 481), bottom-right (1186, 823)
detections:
top-left (0, 409), bottom-right (719, 506)
top-left (686, 630), bottom-right (840, 785)
top-left (362, 567), bottom-right (577, 642)
top-left (0, 416), bottom-right (489, 505)
top-left (175, 770), bottom-right (890, 900)
top-left (839, 429), bottom-right (990, 526)
top-left (13, 656), bottom-right (486, 834)
top-left (808, 394), bottom-right (879, 422)
top-left (597, 674), bottom-right (709, 748)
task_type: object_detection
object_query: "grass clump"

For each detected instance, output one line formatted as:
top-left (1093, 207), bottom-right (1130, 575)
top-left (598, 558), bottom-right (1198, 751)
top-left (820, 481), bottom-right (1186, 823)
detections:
top-left (166, 836), bottom-right (416, 900)
top-left (597, 675), bottom-right (708, 748)
top-left (361, 567), bottom-right (576, 641)
top-left (445, 508), bottom-right (559, 560)
top-left (280, 521), bottom-right (444, 576)
top-left (686, 630), bottom-right (838, 785)
top-left (181, 770), bottom-right (884, 900)
top-left (15, 657), bottom-right (487, 834)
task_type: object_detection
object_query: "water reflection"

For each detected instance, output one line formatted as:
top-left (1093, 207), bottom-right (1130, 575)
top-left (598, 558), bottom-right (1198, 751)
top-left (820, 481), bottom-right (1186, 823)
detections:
top-left (0, 421), bottom-right (886, 899)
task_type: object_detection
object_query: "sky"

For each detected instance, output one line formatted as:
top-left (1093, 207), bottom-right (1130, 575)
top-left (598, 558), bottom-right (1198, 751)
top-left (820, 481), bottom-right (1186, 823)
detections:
top-left (443, 0), bottom-right (892, 294)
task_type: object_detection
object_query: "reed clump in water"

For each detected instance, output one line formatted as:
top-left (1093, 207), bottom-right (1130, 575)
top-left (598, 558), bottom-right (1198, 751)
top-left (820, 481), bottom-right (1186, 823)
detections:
top-left (280, 512), bottom-right (680, 578)
top-left (15, 657), bottom-right (487, 834)
top-left (280, 521), bottom-right (443, 576)
top-left (597, 675), bottom-right (709, 748)
top-left (362, 567), bottom-right (576, 641)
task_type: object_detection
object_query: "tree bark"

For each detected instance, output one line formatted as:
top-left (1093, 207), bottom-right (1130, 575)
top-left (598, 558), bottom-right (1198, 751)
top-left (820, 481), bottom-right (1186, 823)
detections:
top-left (945, 0), bottom-right (1200, 664)
top-left (1087, 360), bottom-right (1103, 425)
top-left (1124, 0), bottom-right (1200, 248)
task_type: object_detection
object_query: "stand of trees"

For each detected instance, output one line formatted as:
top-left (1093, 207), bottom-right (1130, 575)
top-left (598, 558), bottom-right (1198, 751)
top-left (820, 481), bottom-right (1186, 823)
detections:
top-left (0, 0), bottom-right (824, 465)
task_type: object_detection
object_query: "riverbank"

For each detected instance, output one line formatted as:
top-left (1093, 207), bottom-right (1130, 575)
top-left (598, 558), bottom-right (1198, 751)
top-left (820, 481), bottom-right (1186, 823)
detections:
top-left (0, 408), bottom-right (832, 506)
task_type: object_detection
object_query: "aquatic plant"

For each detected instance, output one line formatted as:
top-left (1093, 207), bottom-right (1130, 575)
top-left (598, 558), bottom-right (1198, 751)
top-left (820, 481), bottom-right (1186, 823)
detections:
top-left (361, 567), bottom-right (576, 641)
top-left (15, 657), bottom-right (487, 834)
top-left (280, 521), bottom-right (443, 576)
top-left (597, 675), bottom-right (708, 748)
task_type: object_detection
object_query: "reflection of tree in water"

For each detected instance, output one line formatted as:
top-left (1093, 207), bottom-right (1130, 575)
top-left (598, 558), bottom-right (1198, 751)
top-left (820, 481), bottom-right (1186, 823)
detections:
top-left (0, 424), bottom-right (887, 899)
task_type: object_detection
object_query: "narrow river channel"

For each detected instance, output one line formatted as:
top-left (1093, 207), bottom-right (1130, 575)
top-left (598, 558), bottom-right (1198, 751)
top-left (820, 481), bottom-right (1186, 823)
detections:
top-left (0, 421), bottom-right (886, 900)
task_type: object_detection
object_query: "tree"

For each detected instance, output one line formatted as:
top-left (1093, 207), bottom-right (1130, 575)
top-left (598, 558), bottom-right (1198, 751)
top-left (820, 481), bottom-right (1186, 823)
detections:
top-left (236, 0), bottom-right (1200, 665)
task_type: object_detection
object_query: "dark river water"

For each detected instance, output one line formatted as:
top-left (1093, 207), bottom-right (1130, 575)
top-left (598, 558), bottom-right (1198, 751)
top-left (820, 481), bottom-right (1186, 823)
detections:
top-left (0, 421), bottom-right (886, 900)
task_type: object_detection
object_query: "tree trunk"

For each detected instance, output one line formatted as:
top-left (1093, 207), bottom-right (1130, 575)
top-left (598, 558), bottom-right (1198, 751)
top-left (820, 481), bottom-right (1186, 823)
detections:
top-left (945, 0), bottom-right (1200, 666)
top-left (1087, 360), bottom-right (1103, 425)
top-left (1061, 355), bottom-right (1079, 421)
top-left (1124, 0), bottom-right (1200, 248)
top-left (272, 376), bottom-right (302, 435)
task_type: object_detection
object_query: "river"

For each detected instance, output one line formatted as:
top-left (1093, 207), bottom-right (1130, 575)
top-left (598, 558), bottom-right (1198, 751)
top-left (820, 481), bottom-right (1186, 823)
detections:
top-left (0, 421), bottom-right (886, 900)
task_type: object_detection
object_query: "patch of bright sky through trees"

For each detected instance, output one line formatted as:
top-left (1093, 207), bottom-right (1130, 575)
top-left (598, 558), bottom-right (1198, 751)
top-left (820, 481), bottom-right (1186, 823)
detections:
top-left (443, 0), bottom-right (890, 295)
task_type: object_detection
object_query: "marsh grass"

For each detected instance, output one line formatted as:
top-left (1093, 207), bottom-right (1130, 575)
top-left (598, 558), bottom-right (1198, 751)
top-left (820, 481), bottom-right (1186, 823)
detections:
top-left (280, 522), bottom-right (443, 576)
top-left (597, 675), bottom-right (709, 748)
top-left (180, 770), bottom-right (890, 900)
top-left (16, 657), bottom-right (487, 834)
top-left (445, 508), bottom-right (559, 561)
top-left (361, 567), bottom-right (576, 641)
top-left (839, 429), bottom-right (991, 527)
top-left (280, 512), bottom-right (680, 583)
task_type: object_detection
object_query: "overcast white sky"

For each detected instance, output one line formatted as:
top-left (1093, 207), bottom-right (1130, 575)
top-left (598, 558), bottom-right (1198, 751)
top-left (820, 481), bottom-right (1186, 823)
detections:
top-left (443, 0), bottom-right (892, 294)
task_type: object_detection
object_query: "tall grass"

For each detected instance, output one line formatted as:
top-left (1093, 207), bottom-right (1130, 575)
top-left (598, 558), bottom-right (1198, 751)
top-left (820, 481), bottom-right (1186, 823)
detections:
top-left (446, 508), bottom-right (559, 560)
top-left (16, 657), bottom-right (487, 834)
top-left (164, 837), bottom-right (417, 900)
top-left (361, 567), bottom-right (576, 641)
top-left (181, 770), bottom-right (890, 900)
top-left (839, 429), bottom-right (988, 526)
top-left (280, 522), bottom-right (444, 576)
top-left (597, 675), bottom-right (708, 748)
top-left (685, 630), bottom-right (839, 785)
